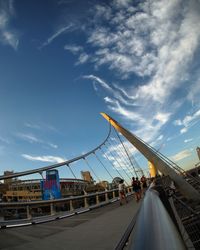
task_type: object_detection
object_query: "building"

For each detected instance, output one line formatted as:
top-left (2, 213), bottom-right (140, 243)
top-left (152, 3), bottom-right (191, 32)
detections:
top-left (3, 171), bottom-right (15, 184)
top-left (81, 171), bottom-right (94, 183)
top-left (0, 170), bottom-right (109, 201)
top-left (1, 178), bottom-right (88, 202)
top-left (98, 181), bottom-right (109, 189)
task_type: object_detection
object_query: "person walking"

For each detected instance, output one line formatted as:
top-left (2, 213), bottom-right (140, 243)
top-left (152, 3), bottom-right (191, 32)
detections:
top-left (118, 179), bottom-right (127, 205)
top-left (132, 177), bottom-right (141, 202)
top-left (141, 175), bottom-right (148, 196)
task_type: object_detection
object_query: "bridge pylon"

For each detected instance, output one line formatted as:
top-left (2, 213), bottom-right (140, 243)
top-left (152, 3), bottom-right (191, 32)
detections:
top-left (101, 112), bottom-right (200, 202)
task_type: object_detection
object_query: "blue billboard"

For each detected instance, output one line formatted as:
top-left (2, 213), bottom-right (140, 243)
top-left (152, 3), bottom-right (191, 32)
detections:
top-left (41, 169), bottom-right (61, 200)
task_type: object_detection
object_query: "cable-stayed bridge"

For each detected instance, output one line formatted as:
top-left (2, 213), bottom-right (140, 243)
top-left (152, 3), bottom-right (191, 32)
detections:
top-left (0, 113), bottom-right (200, 250)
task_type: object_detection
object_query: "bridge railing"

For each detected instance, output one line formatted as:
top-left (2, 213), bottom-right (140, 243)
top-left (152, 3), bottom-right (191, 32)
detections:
top-left (0, 187), bottom-right (133, 228)
top-left (126, 187), bottom-right (187, 250)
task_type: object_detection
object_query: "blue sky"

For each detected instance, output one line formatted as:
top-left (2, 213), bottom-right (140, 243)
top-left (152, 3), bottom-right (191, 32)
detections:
top-left (0, 0), bottom-right (200, 181)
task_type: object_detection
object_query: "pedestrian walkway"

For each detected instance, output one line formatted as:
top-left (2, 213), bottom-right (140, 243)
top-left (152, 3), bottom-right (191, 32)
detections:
top-left (0, 196), bottom-right (140, 250)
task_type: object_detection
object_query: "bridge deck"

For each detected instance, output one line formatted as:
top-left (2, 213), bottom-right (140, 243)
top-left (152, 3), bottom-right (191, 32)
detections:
top-left (0, 197), bottom-right (140, 250)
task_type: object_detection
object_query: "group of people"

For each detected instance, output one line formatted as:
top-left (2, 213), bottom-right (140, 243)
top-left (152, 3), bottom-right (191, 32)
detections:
top-left (132, 175), bottom-right (147, 202)
top-left (118, 175), bottom-right (148, 205)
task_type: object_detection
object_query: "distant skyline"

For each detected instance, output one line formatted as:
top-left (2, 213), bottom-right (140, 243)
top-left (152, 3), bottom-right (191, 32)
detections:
top-left (0, 0), bottom-right (200, 181)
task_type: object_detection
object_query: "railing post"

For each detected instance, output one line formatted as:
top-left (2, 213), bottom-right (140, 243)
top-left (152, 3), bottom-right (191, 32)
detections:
top-left (84, 191), bottom-right (89, 208)
top-left (96, 193), bottom-right (100, 205)
top-left (50, 202), bottom-right (55, 215)
top-left (69, 199), bottom-right (74, 211)
top-left (105, 190), bottom-right (109, 202)
top-left (26, 205), bottom-right (32, 219)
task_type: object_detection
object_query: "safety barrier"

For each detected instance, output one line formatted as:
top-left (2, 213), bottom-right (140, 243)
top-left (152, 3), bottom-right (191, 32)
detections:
top-left (0, 187), bottom-right (133, 228)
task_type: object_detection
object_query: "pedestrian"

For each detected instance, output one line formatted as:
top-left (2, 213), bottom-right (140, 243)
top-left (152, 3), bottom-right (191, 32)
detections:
top-left (118, 179), bottom-right (127, 205)
top-left (140, 175), bottom-right (147, 196)
top-left (132, 177), bottom-right (141, 202)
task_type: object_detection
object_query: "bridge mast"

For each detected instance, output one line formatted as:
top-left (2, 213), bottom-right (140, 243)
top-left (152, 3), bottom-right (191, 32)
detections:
top-left (101, 112), bottom-right (200, 202)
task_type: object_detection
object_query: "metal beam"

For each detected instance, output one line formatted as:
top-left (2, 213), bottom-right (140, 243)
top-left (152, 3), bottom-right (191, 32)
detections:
top-left (101, 112), bottom-right (200, 202)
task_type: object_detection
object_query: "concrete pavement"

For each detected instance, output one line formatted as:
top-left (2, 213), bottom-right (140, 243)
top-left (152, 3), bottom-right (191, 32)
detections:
top-left (0, 196), bottom-right (140, 250)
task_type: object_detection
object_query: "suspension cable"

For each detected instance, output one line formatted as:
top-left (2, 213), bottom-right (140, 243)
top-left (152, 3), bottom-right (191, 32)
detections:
top-left (113, 127), bottom-right (138, 177)
top-left (109, 138), bottom-right (136, 177)
top-left (93, 151), bottom-right (114, 181)
top-left (66, 164), bottom-right (77, 180)
top-left (100, 146), bottom-right (129, 186)
top-left (105, 140), bottom-right (132, 181)
top-left (133, 133), bottom-right (200, 183)
top-left (83, 157), bottom-right (101, 183)
top-left (125, 143), bottom-right (144, 174)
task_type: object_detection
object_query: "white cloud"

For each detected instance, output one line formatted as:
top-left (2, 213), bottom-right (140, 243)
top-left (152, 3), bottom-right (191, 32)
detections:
top-left (174, 120), bottom-right (182, 126)
top-left (0, 0), bottom-right (19, 50)
top-left (83, 74), bottom-right (112, 91)
top-left (76, 0), bottom-right (200, 145)
top-left (180, 127), bottom-right (188, 134)
top-left (184, 138), bottom-right (193, 143)
top-left (157, 135), bottom-right (163, 141)
top-left (187, 77), bottom-right (200, 104)
top-left (76, 53), bottom-right (89, 64)
top-left (49, 143), bottom-right (58, 149)
top-left (104, 96), bottom-right (116, 104)
top-left (64, 44), bottom-right (83, 54)
top-left (176, 108), bottom-right (200, 134)
top-left (0, 136), bottom-right (10, 144)
top-left (24, 123), bottom-right (41, 129)
top-left (16, 133), bottom-right (58, 149)
top-left (40, 24), bottom-right (73, 48)
top-left (61, 0), bottom-right (200, 150)
top-left (22, 154), bottom-right (66, 163)
top-left (17, 133), bottom-right (41, 143)
top-left (154, 112), bottom-right (171, 125)
top-left (170, 149), bottom-right (192, 162)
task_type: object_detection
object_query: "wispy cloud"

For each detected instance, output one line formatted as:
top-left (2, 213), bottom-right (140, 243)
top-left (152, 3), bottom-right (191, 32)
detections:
top-left (78, 0), bottom-right (200, 147)
top-left (17, 133), bottom-right (41, 143)
top-left (0, 136), bottom-right (10, 144)
top-left (174, 108), bottom-right (200, 134)
top-left (24, 123), bottom-right (41, 130)
top-left (16, 133), bottom-right (58, 149)
top-left (64, 44), bottom-right (83, 54)
top-left (49, 143), bottom-right (58, 149)
top-left (83, 74), bottom-right (112, 91)
top-left (24, 122), bottom-right (59, 133)
top-left (0, 0), bottom-right (19, 50)
top-left (84, 74), bottom-right (171, 143)
top-left (40, 24), bottom-right (73, 48)
top-left (170, 149), bottom-right (192, 162)
top-left (184, 138), bottom-right (193, 143)
top-left (22, 154), bottom-right (66, 163)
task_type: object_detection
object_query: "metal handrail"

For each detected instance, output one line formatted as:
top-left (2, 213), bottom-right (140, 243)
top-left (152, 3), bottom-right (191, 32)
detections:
top-left (0, 188), bottom-right (119, 207)
top-left (127, 188), bottom-right (187, 250)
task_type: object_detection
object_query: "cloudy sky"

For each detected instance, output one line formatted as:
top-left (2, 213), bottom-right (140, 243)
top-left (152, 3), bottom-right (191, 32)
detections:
top-left (0, 0), bottom-right (200, 180)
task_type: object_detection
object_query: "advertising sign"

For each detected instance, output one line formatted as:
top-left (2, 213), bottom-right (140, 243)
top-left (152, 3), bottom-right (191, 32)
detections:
top-left (41, 169), bottom-right (61, 200)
